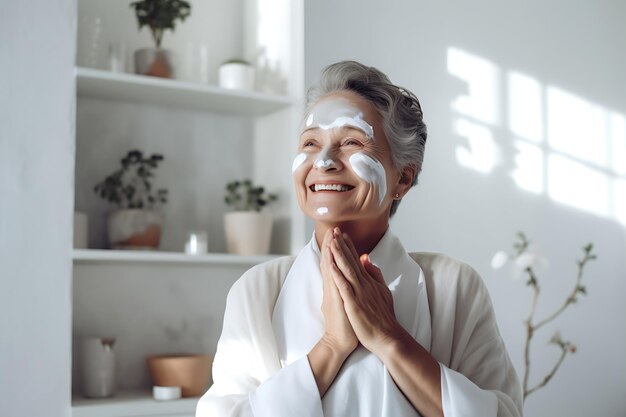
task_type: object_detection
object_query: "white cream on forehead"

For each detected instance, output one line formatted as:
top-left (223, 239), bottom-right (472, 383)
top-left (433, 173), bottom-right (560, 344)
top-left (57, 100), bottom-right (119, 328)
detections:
top-left (304, 97), bottom-right (375, 139)
top-left (292, 153), bottom-right (307, 173)
top-left (349, 153), bottom-right (387, 206)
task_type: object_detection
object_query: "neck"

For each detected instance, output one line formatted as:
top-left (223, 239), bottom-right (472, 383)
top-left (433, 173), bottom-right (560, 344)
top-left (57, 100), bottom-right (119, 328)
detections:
top-left (314, 217), bottom-right (389, 256)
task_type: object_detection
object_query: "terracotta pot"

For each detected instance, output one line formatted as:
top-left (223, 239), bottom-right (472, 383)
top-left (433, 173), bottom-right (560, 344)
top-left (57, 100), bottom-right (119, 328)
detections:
top-left (224, 211), bottom-right (272, 255)
top-left (107, 209), bottom-right (163, 250)
top-left (146, 354), bottom-right (212, 397)
top-left (134, 48), bottom-right (174, 78)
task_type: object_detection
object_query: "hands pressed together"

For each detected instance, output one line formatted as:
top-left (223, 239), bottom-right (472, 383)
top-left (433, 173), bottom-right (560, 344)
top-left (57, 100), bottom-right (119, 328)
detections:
top-left (319, 227), bottom-right (407, 360)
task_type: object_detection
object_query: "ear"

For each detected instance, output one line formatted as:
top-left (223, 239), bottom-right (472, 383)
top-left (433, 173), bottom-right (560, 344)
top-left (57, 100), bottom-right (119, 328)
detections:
top-left (394, 164), bottom-right (417, 198)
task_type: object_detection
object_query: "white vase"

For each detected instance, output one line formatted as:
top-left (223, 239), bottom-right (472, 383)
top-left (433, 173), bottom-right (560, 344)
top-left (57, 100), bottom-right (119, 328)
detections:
top-left (218, 63), bottom-right (255, 91)
top-left (81, 337), bottom-right (116, 398)
top-left (224, 211), bottom-right (272, 255)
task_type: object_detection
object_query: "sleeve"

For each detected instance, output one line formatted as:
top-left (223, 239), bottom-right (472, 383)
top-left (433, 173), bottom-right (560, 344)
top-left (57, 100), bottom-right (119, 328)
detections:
top-left (196, 264), bottom-right (324, 417)
top-left (430, 259), bottom-right (523, 417)
top-left (250, 356), bottom-right (323, 417)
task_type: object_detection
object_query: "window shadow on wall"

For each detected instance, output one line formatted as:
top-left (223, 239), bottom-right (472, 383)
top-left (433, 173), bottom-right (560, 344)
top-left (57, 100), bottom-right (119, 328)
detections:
top-left (447, 46), bottom-right (626, 226)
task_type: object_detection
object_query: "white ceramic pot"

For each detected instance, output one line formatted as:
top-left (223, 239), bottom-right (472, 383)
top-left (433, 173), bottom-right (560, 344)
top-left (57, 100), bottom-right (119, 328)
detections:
top-left (107, 209), bottom-right (163, 250)
top-left (218, 62), bottom-right (255, 91)
top-left (224, 211), bottom-right (272, 255)
top-left (81, 337), bottom-right (116, 398)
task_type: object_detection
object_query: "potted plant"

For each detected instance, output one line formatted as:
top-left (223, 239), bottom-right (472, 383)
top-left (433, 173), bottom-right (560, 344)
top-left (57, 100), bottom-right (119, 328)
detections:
top-left (130, 0), bottom-right (191, 78)
top-left (94, 150), bottom-right (168, 249)
top-left (218, 58), bottom-right (255, 91)
top-left (223, 179), bottom-right (277, 255)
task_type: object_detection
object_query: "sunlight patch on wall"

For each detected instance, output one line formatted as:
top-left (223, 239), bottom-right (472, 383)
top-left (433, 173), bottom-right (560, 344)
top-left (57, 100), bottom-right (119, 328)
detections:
top-left (508, 72), bottom-right (543, 143)
top-left (610, 114), bottom-right (626, 176)
top-left (454, 119), bottom-right (499, 174)
top-left (512, 141), bottom-right (543, 194)
top-left (548, 154), bottom-right (610, 216)
top-left (547, 87), bottom-right (609, 168)
top-left (447, 48), bottom-right (500, 125)
top-left (448, 46), bottom-right (626, 226)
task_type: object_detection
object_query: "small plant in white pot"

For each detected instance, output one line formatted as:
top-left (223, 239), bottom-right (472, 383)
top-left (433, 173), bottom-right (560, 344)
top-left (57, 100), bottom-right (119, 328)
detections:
top-left (130, 0), bottom-right (191, 78)
top-left (224, 179), bottom-right (277, 255)
top-left (94, 150), bottom-right (168, 250)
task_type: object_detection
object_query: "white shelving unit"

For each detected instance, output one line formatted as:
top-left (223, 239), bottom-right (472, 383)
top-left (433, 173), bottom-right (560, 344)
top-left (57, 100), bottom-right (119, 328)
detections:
top-left (73, 248), bottom-right (281, 266)
top-left (72, 1), bottom-right (304, 415)
top-left (72, 391), bottom-right (198, 417)
top-left (77, 67), bottom-right (295, 116)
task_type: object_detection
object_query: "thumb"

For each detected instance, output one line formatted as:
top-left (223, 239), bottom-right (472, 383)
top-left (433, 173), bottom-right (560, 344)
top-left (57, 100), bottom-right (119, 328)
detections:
top-left (360, 254), bottom-right (385, 285)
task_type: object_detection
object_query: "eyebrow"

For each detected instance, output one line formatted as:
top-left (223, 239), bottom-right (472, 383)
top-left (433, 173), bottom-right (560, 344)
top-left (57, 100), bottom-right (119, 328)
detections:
top-left (300, 126), bottom-right (373, 139)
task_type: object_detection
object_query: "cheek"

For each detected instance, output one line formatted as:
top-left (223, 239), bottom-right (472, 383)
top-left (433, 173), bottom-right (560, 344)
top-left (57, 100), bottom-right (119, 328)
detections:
top-left (348, 153), bottom-right (387, 205)
top-left (292, 153), bottom-right (307, 173)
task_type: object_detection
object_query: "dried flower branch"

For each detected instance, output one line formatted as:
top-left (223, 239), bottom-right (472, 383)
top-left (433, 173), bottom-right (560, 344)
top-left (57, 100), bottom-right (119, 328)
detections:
top-left (492, 233), bottom-right (596, 401)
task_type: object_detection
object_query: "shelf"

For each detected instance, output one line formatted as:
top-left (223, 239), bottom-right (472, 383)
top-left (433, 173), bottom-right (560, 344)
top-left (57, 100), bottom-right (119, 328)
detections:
top-left (72, 390), bottom-right (198, 417)
top-left (73, 249), bottom-right (282, 266)
top-left (76, 67), bottom-right (295, 116)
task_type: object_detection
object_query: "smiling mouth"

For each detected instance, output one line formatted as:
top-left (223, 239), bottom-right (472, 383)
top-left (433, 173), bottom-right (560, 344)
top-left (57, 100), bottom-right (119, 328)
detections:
top-left (310, 184), bottom-right (355, 192)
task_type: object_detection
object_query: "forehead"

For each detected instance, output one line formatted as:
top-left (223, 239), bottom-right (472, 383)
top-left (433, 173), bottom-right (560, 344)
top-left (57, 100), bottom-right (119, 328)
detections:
top-left (302, 93), bottom-right (377, 138)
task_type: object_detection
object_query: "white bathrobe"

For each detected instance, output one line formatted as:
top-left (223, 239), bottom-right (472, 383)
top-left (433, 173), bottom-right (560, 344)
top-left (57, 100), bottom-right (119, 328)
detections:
top-left (196, 232), bottom-right (523, 417)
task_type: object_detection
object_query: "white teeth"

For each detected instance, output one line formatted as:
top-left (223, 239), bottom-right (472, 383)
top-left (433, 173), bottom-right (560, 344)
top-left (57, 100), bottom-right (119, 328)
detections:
top-left (313, 184), bottom-right (351, 192)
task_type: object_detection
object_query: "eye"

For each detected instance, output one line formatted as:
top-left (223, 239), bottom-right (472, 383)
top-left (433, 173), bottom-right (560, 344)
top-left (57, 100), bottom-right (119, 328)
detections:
top-left (301, 139), bottom-right (318, 148)
top-left (343, 138), bottom-right (363, 146)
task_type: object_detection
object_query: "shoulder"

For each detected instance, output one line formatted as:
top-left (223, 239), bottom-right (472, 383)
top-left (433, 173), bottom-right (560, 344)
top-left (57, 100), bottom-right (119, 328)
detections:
top-left (228, 255), bottom-right (297, 304)
top-left (409, 252), bottom-right (488, 298)
top-left (408, 252), bottom-right (495, 327)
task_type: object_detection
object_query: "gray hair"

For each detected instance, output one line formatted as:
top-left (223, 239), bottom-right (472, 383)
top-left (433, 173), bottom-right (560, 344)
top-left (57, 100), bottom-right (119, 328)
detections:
top-left (305, 61), bottom-right (427, 216)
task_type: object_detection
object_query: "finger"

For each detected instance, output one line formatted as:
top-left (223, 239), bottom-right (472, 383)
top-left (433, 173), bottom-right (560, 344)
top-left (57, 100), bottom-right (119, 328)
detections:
top-left (320, 229), bottom-right (334, 274)
top-left (342, 232), bottom-right (368, 276)
top-left (333, 229), bottom-right (363, 282)
top-left (331, 237), bottom-right (361, 289)
top-left (361, 254), bottom-right (386, 285)
top-left (330, 260), bottom-right (355, 302)
top-left (341, 232), bottom-right (360, 260)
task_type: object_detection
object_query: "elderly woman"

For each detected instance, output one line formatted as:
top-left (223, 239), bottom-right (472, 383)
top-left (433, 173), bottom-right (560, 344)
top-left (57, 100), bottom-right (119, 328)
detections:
top-left (197, 61), bottom-right (522, 417)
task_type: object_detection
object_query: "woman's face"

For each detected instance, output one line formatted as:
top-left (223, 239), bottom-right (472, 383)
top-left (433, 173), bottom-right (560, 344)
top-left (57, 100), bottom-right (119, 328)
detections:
top-left (292, 90), bottom-right (401, 224)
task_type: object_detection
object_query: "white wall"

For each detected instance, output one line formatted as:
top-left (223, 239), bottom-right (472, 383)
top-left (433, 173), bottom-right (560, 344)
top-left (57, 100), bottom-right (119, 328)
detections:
top-left (0, 1), bottom-right (75, 417)
top-left (305, 1), bottom-right (626, 416)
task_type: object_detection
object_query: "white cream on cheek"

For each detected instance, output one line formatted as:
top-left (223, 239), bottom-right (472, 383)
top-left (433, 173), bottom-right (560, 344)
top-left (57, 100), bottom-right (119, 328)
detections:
top-left (349, 152), bottom-right (387, 206)
top-left (292, 153), bottom-right (307, 173)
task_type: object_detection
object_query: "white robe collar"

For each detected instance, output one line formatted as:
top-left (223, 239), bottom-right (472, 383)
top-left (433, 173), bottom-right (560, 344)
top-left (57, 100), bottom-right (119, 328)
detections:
top-left (272, 229), bottom-right (431, 416)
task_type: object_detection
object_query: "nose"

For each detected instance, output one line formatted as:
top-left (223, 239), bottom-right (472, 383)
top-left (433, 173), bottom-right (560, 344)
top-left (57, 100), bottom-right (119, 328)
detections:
top-left (314, 146), bottom-right (341, 171)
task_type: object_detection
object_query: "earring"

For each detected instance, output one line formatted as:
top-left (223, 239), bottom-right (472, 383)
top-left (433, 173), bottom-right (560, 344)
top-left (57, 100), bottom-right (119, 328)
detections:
top-left (394, 193), bottom-right (400, 199)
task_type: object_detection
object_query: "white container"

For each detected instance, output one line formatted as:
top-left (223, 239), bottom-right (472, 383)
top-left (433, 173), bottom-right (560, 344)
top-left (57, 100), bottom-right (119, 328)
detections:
top-left (184, 230), bottom-right (208, 255)
top-left (218, 62), bottom-right (255, 91)
top-left (81, 337), bottom-right (116, 398)
top-left (153, 385), bottom-right (182, 401)
top-left (224, 211), bottom-right (272, 255)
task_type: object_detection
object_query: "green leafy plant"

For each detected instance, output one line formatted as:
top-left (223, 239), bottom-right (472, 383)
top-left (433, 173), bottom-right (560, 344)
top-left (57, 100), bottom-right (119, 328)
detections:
top-left (492, 232), bottom-right (597, 401)
top-left (222, 58), bottom-right (251, 66)
top-left (94, 150), bottom-right (168, 209)
top-left (224, 179), bottom-right (277, 212)
top-left (130, 0), bottom-right (191, 48)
